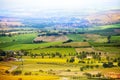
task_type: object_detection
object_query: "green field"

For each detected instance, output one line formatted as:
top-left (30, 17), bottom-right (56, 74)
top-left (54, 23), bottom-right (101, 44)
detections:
top-left (0, 33), bottom-right (63, 50)
top-left (66, 34), bottom-right (85, 42)
top-left (0, 33), bottom-right (37, 44)
top-left (111, 36), bottom-right (120, 43)
top-left (1, 42), bottom-right (62, 50)
top-left (93, 23), bottom-right (120, 30)
top-left (0, 33), bottom-right (37, 49)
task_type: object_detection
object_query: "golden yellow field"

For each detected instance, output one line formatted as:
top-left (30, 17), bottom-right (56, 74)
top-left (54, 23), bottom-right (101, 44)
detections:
top-left (0, 75), bottom-right (59, 80)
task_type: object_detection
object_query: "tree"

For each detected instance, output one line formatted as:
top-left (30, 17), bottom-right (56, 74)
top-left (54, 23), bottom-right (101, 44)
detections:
top-left (11, 70), bottom-right (22, 75)
top-left (95, 65), bottom-right (99, 68)
top-left (118, 62), bottom-right (120, 67)
top-left (78, 52), bottom-right (86, 59)
top-left (83, 73), bottom-right (92, 78)
top-left (108, 62), bottom-right (114, 68)
top-left (103, 63), bottom-right (108, 68)
top-left (106, 56), bottom-right (110, 61)
top-left (86, 65), bottom-right (90, 69)
top-left (96, 73), bottom-right (102, 77)
top-left (103, 62), bottom-right (114, 68)
top-left (0, 57), bottom-right (3, 61)
top-left (42, 55), bottom-right (44, 58)
top-left (80, 67), bottom-right (84, 71)
top-left (51, 53), bottom-right (55, 58)
top-left (69, 57), bottom-right (75, 63)
top-left (0, 49), bottom-right (6, 56)
top-left (113, 58), bottom-right (117, 62)
top-left (107, 35), bottom-right (111, 43)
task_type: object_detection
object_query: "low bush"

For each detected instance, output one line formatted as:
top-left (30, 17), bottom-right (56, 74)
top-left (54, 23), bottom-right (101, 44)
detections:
top-left (24, 72), bottom-right (31, 75)
top-left (11, 70), bottom-right (22, 75)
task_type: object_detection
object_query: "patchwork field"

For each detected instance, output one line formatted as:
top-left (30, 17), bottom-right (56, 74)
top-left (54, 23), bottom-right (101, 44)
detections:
top-left (66, 34), bottom-right (85, 42)
top-left (0, 24), bottom-right (120, 80)
top-left (95, 47), bottom-right (120, 55)
top-left (75, 47), bottom-right (99, 53)
top-left (84, 34), bottom-right (107, 43)
top-left (62, 42), bottom-right (90, 47)
top-left (34, 35), bottom-right (68, 42)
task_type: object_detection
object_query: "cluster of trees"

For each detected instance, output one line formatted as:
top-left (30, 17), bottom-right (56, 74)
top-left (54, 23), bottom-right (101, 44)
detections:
top-left (80, 65), bottom-right (99, 71)
top-left (11, 70), bottom-right (22, 75)
top-left (103, 62), bottom-right (114, 68)
top-left (63, 39), bottom-right (73, 44)
top-left (66, 57), bottom-right (75, 63)
top-left (103, 61), bottom-right (120, 68)
top-left (76, 51), bottom-right (102, 60)
top-left (38, 32), bottom-right (60, 36)
top-left (30, 52), bottom-right (65, 59)
top-left (33, 40), bottom-right (43, 43)
top-left (83, 72), bottom-right (102, 79)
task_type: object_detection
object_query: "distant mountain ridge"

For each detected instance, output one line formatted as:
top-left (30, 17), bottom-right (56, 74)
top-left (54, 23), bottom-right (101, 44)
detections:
top-left (0, 9), bottom-right (120, 29)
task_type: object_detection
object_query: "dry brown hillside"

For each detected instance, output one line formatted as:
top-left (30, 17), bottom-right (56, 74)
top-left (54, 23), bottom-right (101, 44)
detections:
top-left (0, 17), bottom-right (24, 30)
top-left (86, 10), bottom-right (120, 25)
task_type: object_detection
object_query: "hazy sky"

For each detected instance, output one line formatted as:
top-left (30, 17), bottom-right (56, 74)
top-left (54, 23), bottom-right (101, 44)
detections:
top-left (0, 0), bottom-right (120, 17)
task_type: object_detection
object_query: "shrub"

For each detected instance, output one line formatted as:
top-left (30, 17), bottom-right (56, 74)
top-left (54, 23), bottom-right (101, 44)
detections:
top-left (78, 60), bottom-right (85, 63)
top-left (66, 69), bottom-right (71, 72)
top-left (69, 57), bottom-right (75, 63)
top-left (96, 73), bottom-right (102, 77)
top-left (5, 70), bottom-right (9, 74)
top-left (11, 70), bottom-right (22, 75)
top-left (103, 62), bottom-right (114, 68)
top-left (39, 70), bottom-right (44, 72)
top-left (86, 65), bottom-right (90, 68)
top-left (18, 78), bottom-right (22, 80)
top-left (118, 62), bottom-right (120, 67)
top-left (103, 63), bottom-right (108, 68)
top-left (90, 65), bottom-right (94, 69)
top-left (80, 67), bottom-right (84, 71)
top-left (24, 72), bottom-right (31, 75)
top-left (108, 62), bottom-right (114, 67)
top-left (83, 73), bottom-right (92, 78)
top-left (0, 56), bottom-right (3, 61)
top-left (95, 65), bottom-right (99, 68)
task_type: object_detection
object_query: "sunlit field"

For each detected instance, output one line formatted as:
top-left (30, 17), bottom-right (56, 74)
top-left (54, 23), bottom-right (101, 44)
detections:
top-left (0, 0), bottom-right (120, 79)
